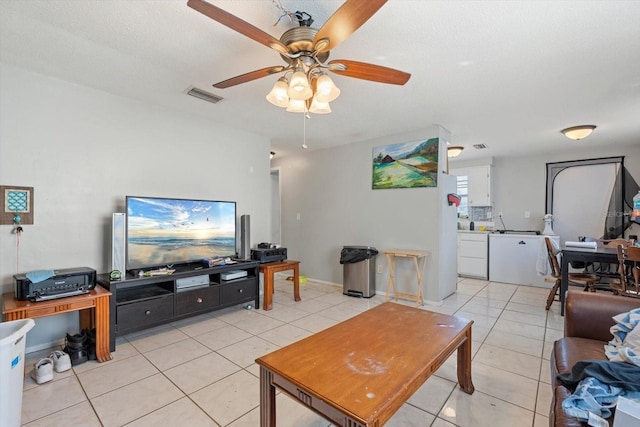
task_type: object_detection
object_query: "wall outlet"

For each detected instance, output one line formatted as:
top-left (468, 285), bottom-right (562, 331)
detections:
top-left (377, 265), bottom-right (383, 274)
top-left (498, 212), bottom-right (503, 218)
top-left (296, 213), bottom-right (301, 220)
top-left (486, 211), bottom-right (492, 219)
top-left (524, 211), bottom-right (531, 218)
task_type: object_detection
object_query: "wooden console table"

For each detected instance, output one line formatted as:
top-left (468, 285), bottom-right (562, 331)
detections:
top-left (256, 302), bottom-right (474, 426)
top-left (2, 286), bottom-right (112, 362)
top-left (259, 260), bottom-right (301, 311)
top-left (383, 249), bottom-right (429, 306)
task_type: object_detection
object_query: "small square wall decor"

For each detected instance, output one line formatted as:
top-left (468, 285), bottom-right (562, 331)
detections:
top-left (1, 185), bottom-right (34, 225)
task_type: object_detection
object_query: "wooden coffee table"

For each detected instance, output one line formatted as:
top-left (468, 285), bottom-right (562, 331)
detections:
top-left (255, 302), bottom-right (474, 427)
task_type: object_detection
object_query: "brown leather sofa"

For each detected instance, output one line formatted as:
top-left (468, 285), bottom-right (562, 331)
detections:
top-left (550, 290), bottom-right (640, 427)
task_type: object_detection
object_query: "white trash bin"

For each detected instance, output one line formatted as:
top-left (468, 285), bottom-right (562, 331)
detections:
top-left (0, 318), bottom-right (35, 427)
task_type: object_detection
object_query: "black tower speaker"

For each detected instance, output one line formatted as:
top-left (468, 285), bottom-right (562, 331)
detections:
top-left (240, 214), bottom-right (250, 260)
top-left (112, 213), bottom-right (126, 273)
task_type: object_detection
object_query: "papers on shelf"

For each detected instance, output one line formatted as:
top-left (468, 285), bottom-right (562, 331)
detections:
top-left (143, 268), bottom-right (175, 276)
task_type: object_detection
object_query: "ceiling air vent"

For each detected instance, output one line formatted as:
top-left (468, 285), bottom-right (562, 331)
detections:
top-left (186, 87), bottom-right (224, 104)
top-left (473, 144), bottom-right (488, 150)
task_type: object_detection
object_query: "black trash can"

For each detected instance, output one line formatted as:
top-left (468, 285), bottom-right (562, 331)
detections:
top-left (340, 246), bottom-right (378, 298)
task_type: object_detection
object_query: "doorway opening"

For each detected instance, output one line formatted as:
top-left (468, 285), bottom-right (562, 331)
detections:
top-left (270, 168), bottom-right (281, 245)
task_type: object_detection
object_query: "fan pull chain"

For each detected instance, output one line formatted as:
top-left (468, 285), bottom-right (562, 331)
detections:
top-left (302, 109), bottom-right (308, 149)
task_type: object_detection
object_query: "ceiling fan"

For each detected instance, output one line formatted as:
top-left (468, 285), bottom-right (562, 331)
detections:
top-left (187, 0), bottom-right (411, 112)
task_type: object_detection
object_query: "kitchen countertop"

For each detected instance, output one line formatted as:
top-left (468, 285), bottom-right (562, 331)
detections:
top-left (458, 220), bottom-right (494, 233)
top-left (489, 230), bottom-right (542, 236)
top-left (458, 230), bottom-right (491, 234)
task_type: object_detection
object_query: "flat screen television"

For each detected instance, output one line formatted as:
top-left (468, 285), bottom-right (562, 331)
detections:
top-left (126, 196), bottom-right (237, 270)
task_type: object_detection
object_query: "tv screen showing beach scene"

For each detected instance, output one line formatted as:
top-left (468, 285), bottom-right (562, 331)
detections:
top-left (126, 196), bottom-right (236, 270)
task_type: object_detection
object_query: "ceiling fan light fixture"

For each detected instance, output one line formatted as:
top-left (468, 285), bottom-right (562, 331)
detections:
top-left (288, 70), bottom-right (313, 100)
top-left (309, 96), bottom-right (331, 114)
top-left (447, 146), bottom-right (464, 158)
top-left (266, 77), bottom-right (289, 107)
top-left (188, 1), bottom-right (412, 116)
top-left (315, 74), bottom-right (340, 103)
top-left (561, 125), bottom-right (596, 140)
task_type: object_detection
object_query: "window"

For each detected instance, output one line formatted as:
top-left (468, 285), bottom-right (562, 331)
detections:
top-left (456, 175), bottom-right (469, 217)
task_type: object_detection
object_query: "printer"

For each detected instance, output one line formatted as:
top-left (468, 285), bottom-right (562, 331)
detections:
top-left (14, 267), bottom-right (96, 301)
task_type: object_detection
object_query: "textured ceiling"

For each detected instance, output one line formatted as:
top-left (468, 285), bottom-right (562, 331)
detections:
top-left (1, 0), bottom-right (639, 159)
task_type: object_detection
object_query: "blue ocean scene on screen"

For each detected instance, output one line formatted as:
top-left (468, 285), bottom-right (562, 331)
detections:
top-left (126, 197), bottom-right (236, 269)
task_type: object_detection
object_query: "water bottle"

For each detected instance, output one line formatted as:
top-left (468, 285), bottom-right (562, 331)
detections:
top-left (633, 191), bottom-right (640, 220)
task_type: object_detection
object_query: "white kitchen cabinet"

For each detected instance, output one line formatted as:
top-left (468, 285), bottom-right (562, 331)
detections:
top-left (457, 232), bottom-right (489, 279)
top-left (489, 233), bottom-right (559, 287)
top-left (450, 165), bottom-right (492, 206)
top-left (467, 165), bottom-right (492, 206)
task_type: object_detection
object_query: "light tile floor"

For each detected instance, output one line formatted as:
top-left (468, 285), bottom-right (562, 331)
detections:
top-left (20, 277), bottom-right (561, 427)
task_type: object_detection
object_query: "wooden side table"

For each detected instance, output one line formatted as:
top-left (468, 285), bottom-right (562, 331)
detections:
top-left (2, 286), bottom-right (112, 362)
top-left (383, 249), bottom-right (430, 306)
top-left (259, 260), bottom-right (301, 311)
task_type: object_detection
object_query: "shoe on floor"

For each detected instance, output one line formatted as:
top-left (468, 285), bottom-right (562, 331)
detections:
top-left (64, 331), bottom-right (88, 366)
top-left (30, 358), bottom-right (54, 384)
top-left (49, 350), bottom-right (71, 372)
top-left (85, 328), bottom-right (97, 361)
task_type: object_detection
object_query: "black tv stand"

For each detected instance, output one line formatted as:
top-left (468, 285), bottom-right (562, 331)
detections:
top-left (97, 260), bottom-right (260, 352)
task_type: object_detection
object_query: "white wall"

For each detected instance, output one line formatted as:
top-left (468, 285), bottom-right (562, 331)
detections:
top-left (276, 129), bottom-right (640, 306)
top-left (272, 126), bottom-right (457, 303)
top-left (0, 64), bottom-right (271, 350)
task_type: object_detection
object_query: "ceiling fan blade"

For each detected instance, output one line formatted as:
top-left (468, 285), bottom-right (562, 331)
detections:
top-left (187, 0), bottom-right (289, 54)
top-left (313, 0), bottom-right (387, 52)
top-left (328, 60), bottom-right (411, 85)
top-left (213, 66), bottom-right (285, 89)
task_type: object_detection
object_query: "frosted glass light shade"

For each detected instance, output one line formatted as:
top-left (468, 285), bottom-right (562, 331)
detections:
top-left (286, 99), bottom-right (307, 113)
top-left (309, 96), bottom-right (331, 114)
top-left (266, 78), bottom-right (289, 108)
top-left (288, 71), bottom-right (313, 100)
top-left (561, 125), bottom-right (596, 140)
top-left (447, 146), bottom-right (464, 158)
top-left (315, 74), bottom-right (340, 102)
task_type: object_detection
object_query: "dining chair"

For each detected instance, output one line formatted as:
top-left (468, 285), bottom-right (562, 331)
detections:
top-left (614, 245), bottom-right (640, 298)
top-left (589, 238), bottom-right (631, 290)
top-left (601, 238), bottom-right (630, 248)
top-left (544, 237), bottom-right (599, 310)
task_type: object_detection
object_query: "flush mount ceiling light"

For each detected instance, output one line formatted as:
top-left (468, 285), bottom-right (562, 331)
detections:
top-left (447, 146), bottom-right (464, 158)
top-left (187, 0), bottom-right (411, 115)
top-left (561, 125), bottom-right (596, 140)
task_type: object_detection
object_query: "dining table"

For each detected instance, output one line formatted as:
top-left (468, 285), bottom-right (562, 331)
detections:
top-left (560, 245), bottom-right (618, 315)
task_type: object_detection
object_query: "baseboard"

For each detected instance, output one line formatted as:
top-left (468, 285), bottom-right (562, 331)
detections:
top-left (26, 338), bottom-right (64, 355)
top-left (293, 276), bottom-right (341, 289)
top-left (265, 273), bottom-right (454, 301)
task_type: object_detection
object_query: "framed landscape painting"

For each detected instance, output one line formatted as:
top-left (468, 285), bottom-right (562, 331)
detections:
top-left (372, 138), bottom-right (439, 189)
